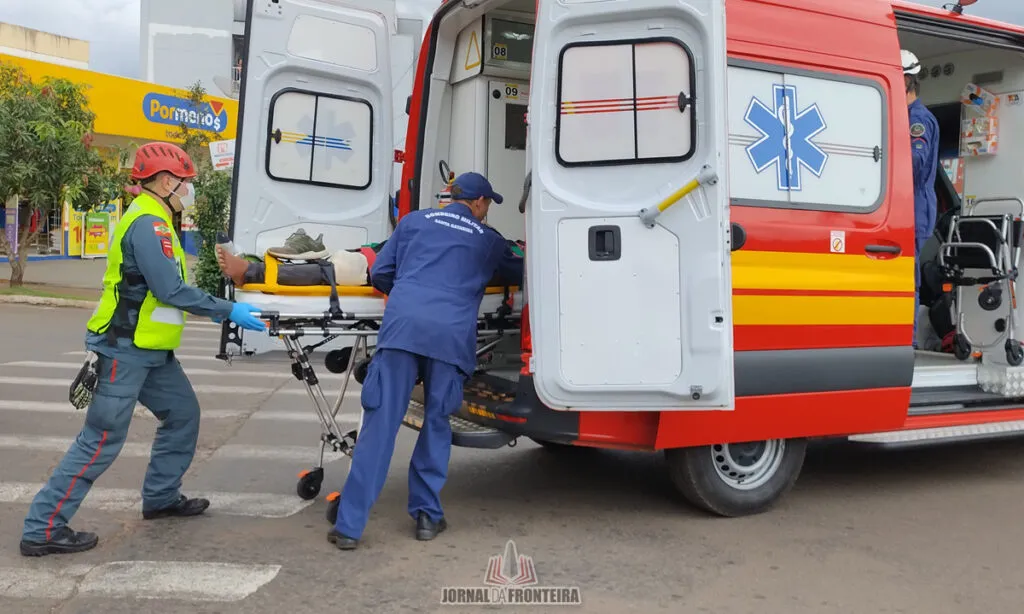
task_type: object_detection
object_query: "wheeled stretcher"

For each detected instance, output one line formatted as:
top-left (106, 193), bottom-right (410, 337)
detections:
top-left (216, 267), bottom-right (523, 509)
top-left (939, 197), bottom-right (1024, 365)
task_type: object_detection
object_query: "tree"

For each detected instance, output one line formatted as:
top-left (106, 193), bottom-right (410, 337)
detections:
top-left (167, 81), bottom-right (233, 295)
top-left (0, 61), bottom-right (116, 286)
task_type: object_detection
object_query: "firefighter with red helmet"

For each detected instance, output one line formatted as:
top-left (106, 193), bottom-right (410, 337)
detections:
top-left (19, 142), bottom-right (267, 557)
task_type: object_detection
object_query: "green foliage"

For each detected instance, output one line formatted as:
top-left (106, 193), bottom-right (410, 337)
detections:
top-left (169, 81), bottom-right (232, 295)
top-left (0, 61), bottom-right (123, 285)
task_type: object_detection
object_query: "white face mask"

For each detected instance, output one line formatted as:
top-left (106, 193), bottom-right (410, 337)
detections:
top-left (176, 183), bottom-right (196, 210)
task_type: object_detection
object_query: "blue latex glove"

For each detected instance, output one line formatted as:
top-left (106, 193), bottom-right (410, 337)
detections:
top-left (229, 302), bottom-right (267, 331)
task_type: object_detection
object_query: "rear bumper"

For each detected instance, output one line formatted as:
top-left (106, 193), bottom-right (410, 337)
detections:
top-left (413, 374), bottom-right (581, 446)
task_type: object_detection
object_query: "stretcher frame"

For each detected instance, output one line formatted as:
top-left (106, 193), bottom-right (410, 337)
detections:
top-left (216, 284), bottom-right (523, 504)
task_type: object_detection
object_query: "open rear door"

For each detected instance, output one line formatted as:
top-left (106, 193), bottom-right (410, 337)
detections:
top-left (526, 0), bottom-right (733, 411)
top-left (230, 0), bottom-right (396, 254)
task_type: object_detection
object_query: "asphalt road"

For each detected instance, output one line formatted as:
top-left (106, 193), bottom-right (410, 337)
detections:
top-left (1, 302), bottom-right (1024, 613)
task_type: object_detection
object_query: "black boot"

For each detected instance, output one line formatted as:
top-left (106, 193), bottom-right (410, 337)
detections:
top-left (142, 494), bottom-right (210, 520)
top-left (20, 526), bottom-right (98, 557)
top-left (415, 512), bottom-right (448, 541)
top-left (327, 528), bottom-right (358, 550)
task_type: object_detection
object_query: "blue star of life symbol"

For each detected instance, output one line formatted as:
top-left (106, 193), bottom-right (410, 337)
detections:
top-left (743, 84), bottom-right (828, 191)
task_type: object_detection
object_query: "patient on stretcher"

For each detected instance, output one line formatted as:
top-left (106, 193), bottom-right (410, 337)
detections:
top-left (215, 229), bottom-right (525, 290)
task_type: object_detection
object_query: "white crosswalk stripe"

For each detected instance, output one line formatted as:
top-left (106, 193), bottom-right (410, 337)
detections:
top-left (0, 376), bottom-right (360, 397)
top-left (0, 323), bottom-right (365, 606)
top-left (0, 561), bottom-right (282, 601)
top-left (0, 482), bottom-right (315, 518)
top-left (1, 360), bottom-right (360, 382)
top-left (0, 434), bottom-right (351, 463)
top-left (0, 400), bottom-right (360, 423)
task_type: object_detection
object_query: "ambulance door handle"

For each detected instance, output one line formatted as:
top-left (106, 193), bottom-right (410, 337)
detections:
top-left (865, 244), bottom-right (902, 258)
top-left (589, 225), bottom-right (621, 261)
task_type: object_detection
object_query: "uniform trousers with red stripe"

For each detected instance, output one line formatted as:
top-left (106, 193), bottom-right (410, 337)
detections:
top-left (21, 351), bottom-right (201, 542)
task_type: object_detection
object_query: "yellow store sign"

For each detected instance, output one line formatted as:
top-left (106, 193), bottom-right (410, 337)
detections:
top-left (0, 53), bottom-right (237, 143)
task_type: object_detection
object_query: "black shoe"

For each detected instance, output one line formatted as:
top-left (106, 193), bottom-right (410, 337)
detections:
top-left (20, 526), bottom-right (98, 557)
top-left (327, 528), bottom-right (358, 550)
top-left (142, 495), bottom-right (210, 520)
top-left (415, 512), bottom-right (448, 541)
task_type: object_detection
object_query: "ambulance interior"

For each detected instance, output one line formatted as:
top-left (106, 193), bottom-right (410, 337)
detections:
top-left (411, 1), bottom-right (1024, 407)
top-left (895, 26), bottom-right (1024, 407)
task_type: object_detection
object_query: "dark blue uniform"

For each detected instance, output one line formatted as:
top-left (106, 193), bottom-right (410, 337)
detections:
top-left (909, 98), bottom-right (940, 344)
top-left (334, 188), bottom-right (524, 541)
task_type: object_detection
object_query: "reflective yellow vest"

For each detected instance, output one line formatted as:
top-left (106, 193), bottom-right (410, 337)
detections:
top-left (86, 193), bottom-right (188, 351)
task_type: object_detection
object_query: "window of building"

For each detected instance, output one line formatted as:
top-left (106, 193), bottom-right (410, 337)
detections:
top-left (728, 63), bottom-right (886, 213)
top-left (265, 89), bottom-right (373, 190)
top-left (555, 38), bottom-right (696, 167)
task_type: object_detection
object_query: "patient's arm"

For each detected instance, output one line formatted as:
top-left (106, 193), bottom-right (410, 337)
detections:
top-left (369, 224), bottom-right (400, 294)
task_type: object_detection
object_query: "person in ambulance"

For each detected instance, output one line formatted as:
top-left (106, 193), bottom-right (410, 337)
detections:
top-left (903, 49), bottom-right (940, 348)
top-left (328, 172), bottom-right (524, 550)
top-left (19, 142), bottom-right (268, 557)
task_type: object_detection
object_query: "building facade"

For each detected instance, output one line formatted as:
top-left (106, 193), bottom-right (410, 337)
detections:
top-left (0, 23), bottom-right (89, 70)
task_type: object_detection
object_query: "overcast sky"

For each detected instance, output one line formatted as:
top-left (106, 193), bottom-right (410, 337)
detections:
top-left (1, 0), bottom-right (1022, 80)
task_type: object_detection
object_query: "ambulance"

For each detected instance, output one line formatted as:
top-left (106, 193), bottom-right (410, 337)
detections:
top-left (228, 0), bottom-right (1024, 517)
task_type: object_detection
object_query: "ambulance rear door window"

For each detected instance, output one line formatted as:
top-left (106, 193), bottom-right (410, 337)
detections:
top-left (265, 88), bottom-right (373, 190)
top-left (555, 38), bottom-right (696, 167)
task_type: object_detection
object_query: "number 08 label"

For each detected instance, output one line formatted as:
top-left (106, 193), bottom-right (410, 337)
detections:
top-left (492, 43), bottom-right (507, 60)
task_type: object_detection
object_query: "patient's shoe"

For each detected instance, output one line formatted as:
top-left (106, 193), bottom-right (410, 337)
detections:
top-left (268, 229), bottom-right (330, 260)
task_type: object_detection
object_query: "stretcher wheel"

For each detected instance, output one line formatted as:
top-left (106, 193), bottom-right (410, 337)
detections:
top-left (296, 467), bottom-right (324, 500)
top-left (1006, 340), bottom-right (1024, 367)
top-left (354, 359), bottom-right (371, 385)
top-left (325, 348), bottom-right (352, 374)
top-left (325, 492), bottom-right (340, 525)
top-left (953, 334), bottom-right (972, 361)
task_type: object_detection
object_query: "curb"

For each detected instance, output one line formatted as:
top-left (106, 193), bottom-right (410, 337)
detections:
top-left (0, 294), bottom-right (98, 309)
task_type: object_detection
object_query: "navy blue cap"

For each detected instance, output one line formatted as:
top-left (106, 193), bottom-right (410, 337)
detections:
top-left (451, 172), bottom-right (503, 204)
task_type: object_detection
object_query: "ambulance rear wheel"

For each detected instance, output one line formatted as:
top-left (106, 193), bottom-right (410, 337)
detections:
top-left (665, 438), bottom-right (807, 517)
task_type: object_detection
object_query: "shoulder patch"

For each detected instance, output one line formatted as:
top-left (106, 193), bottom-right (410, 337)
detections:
top-left (160, 237), bottom-right (174, 259)
top-left (910, 123), bottom-right (926, 138)
top-left (153, 221), bottom-right (171, 238)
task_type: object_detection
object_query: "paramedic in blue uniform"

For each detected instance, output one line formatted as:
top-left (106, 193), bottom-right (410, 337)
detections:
top-left (903, 49), bottom-right (940, 347)
top-left (328, 172), bottom-right (524, 550)
top-left (19, 142), bottom-right (267, 557)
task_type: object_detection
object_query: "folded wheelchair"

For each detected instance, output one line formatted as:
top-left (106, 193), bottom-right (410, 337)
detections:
top-left (938, 197), bottom-right (1024, 365)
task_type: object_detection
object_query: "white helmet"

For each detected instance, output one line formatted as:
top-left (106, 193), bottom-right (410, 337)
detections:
top-left (901, 49), bottom-right (922, 75)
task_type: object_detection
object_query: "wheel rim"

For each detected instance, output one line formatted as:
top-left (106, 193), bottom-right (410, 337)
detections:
top-left (711, 440), bottom-right (786, 491)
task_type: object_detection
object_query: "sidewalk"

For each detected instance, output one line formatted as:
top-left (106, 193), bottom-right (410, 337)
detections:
top-left (1, 255), bottom-right (201, 301)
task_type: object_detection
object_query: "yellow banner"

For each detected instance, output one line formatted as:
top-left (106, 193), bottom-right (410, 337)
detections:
top-left (0, 54), bottom-right (237, 143)
top-left (82, 211), bottom-right (110, 258)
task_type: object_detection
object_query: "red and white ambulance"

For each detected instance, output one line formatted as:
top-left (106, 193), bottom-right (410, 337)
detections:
top-left (228, 0), bottom-right (1024, 516)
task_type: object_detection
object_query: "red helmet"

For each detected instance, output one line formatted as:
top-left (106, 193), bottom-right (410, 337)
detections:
top-left (131, 142), bottom-right (197, 181)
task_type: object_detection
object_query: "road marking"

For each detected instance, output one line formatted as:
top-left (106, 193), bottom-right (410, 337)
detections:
top-left (251, 410), bottom-right (360, 423)
top-left (0, 482), bottom-right (316, 518)
top-left (0, 400), bottom-right (248, 420)
top-left (57, 352), bottom-right (361, 382)
top-left (0, 376), bottom-right (360, 397)
top-left (0, 561), bottom-right (281, 602)
top-left (186, 320), bottom-right (222, 328)
top-left (0, 400), bottom-right (358, 423)
top-left (2, 361), bottom-right (333, 380)
top-left (0, 435), bottom-right (348, 463)
top-left (0, 567), bottom-right (81, 599)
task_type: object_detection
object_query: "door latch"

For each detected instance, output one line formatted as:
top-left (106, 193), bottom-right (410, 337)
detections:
top-left (589, 225), bottom-right (621, 261)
